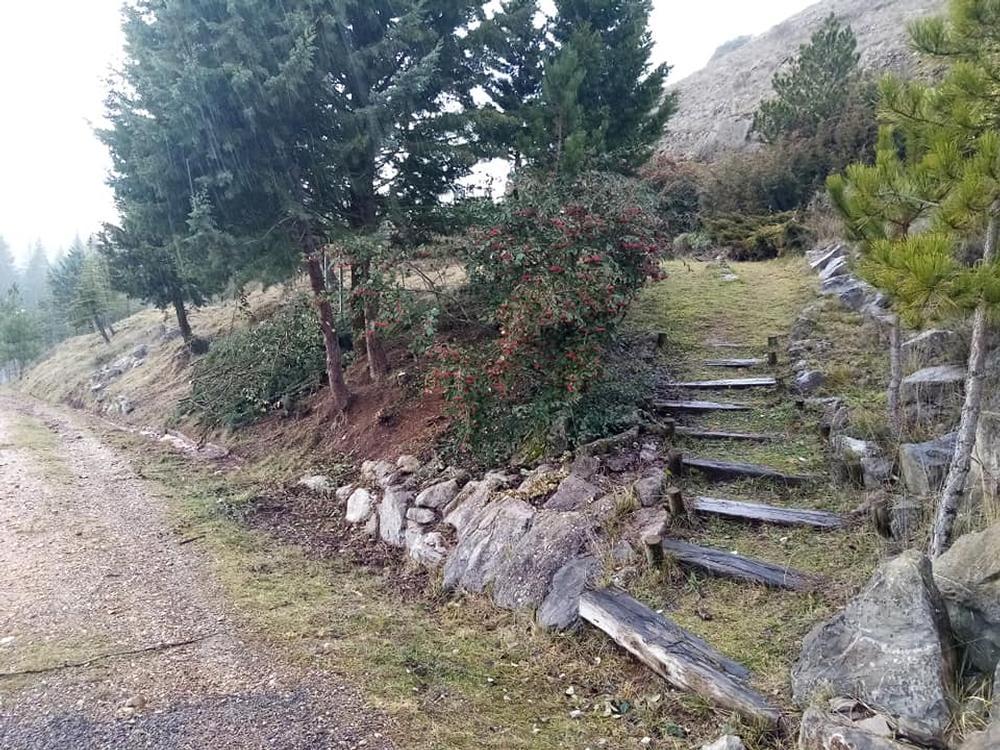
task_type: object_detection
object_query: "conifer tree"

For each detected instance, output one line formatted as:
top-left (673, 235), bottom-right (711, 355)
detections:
top-left (20, 242), bottom-right (51, 310)
top-left (544, 0), bottom-right (674, 172)
top-left (753, 14), bottom-right (860, 144)
top-left (0, 236), bottom-right (18, 295)
top-left (829, 0), bottom-right (1000, 555)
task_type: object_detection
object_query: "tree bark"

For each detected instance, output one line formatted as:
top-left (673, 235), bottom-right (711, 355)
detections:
top-left (306, 251), bottom-right (351, 413)
top-left (887, 313), bottom-right (903, 436)
top-left (930, 210), bottom-right (999, 557)
top-left (171, 292), bottom-right (194, 344)
top-left (92, 314), bottom-right (111, 344)
top-left (363, 298), bottom-right (389, 383)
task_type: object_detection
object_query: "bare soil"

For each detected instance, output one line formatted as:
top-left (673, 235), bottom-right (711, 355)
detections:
top-left (0, 396), bottom-right (393, 750)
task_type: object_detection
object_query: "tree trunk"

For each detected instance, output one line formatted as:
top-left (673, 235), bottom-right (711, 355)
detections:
top-left (92, 314), bottom-right (111, 344)
top-left (887, 313), bottom-right (903, 436)
top-left (306, 251), bottom-right (351, 413)
top-left (364, 298), bottom-right (389, 383)
top-left (172, 292), bottom-right (194, 344)
top-left (930, 211), bottom-right (999, 557)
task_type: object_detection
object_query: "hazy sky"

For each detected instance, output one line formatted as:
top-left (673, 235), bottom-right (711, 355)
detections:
top-left (0, 0), bottom-right (816, 262)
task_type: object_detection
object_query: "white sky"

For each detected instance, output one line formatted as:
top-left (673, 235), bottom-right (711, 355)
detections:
top-left (0, 0), bottom-right (817, 263)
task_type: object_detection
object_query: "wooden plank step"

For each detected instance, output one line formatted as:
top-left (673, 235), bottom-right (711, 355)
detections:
top-left (672, 377), bottom-right (778, 390)
top-left (682, 457), bottom-right (813, 485)
top-left (691, 496), bottom-right (847, 529)
top-left (675, 428), bottom-right (777, 442)
top-left (661, 539), bottom-right (817, 591)
top-left (579, 588), bottom-right (781, 726)
top-left (654, 400), bottom-right (751, 413)
top-left (704, 358), bottom-right (766, 368)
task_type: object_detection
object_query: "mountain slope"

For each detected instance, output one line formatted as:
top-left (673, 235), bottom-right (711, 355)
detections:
top-left (659, 0), bottom-right (943, 159)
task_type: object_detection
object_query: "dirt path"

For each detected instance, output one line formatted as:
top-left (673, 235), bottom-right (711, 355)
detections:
top-left (0, 396), bottom-right (393, 750)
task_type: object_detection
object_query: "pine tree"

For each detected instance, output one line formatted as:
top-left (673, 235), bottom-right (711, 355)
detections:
top-left (20, 242), bottom-right (51, 310)
top-left (543, 0), bottom-right (674, 173)
top-left (49, 238), bottom-right (117, 344)
top-left (829, 0), bottom-right (1000, 556)
top-left (0, 287), bottom-right (43, 377)
top-left (0, 236), bottom-right (18, 295)
top-left (753, 14), bottom-right (861, 144)
top-left (103, 0), bottom-right (482, 409)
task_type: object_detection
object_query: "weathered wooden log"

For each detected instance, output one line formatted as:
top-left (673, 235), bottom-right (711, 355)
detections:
top-left (675, 427), bottom-right (777, 442)
top-left (672, 377), bottom-right (778, 390)
top-left (665, 486), bottom-right (686, 517)
top-left (665, 450), bottom-right (684, 477)
top-left (681, 456), bottom-right (813, 485)
top-left (691, 496), bottom-right (847, 529)
top-left (704, 358), bottom-right (767, 368)
top-left (577, 426), bottom-right (641, 457)
top-left (579, 588), bottom-right (782, 726)
top-left (643, 533), bottom-right (665, 567)
top-left (660, 539), bottom-right (817, 591)
top-left (654, 400), bottom-right (751, 413)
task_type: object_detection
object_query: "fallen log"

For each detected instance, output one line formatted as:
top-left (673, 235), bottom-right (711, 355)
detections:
top-left (672, 377), bottom-right (778, 390)
top-left (675, 428), bottom-right (777, 442)
top-left (691, 496), bottom-right (847, 529)
top-left (579, 587), bottom-right (781, 726)
top-left (681, 457), bottom-right (813, 485)
top-left (654, 400), bottom-right (750, 413)
top-left (660, 539), bottom-right (817, 591)
top-left (704, 358), bottom-right (767, 368)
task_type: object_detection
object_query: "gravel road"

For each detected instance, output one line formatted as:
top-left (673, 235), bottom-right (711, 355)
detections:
top-left (0, 397), bottom-right (394, 750)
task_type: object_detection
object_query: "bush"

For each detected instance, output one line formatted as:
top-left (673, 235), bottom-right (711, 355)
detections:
top-left (639, 155), bottom-right (705, 236)
top-left (183, 298), bottom-right (329, 428)
top-left (704, 212), bottom-right (814, 261)
top-left (434, 172), bottom-right (668, 463)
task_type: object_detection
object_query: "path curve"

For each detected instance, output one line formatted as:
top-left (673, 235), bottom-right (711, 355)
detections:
top-left (0, 397), bottom-right (393, 749)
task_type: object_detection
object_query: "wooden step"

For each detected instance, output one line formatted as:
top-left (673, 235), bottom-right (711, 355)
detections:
top-left (579, 588), bottom-right (781, 726)
top-left (672, 377), bottom-right (778, 390)
top-left (675, 428), bottom-right (777, 442)
top-left (691, 496), bottom-right (847, 529)
top-left (682, 456), bottom-right (813, 485)
top-left (654, 400), bottom-right (751, 413)
top-left (704, 358), bottom-right (766, 368)
top-left (660, 539), bottom-right (817, 591)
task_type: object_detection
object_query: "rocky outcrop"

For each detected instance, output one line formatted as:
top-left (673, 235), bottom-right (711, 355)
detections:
top-left (792, 550), bottom-right (954, 746)
top-left (901, 365), bottom-right (966, 428)
top-left (902, 329), bottom-right (966, 374)
top-left (536, 555), bottom-right (599, 630)
top-left (934, 523), bottom-right (1000, 675)
top-left (797, 706), bottom-right (918, 750)
top-left (659, 0), bottom-right (942, 159)
top-left (442, 497), bottom-right (535, 594)
top-left (960, 722), bottom-right (1000, 750)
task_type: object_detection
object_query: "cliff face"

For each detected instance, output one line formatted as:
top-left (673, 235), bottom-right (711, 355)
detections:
top-left (659, 0), bottom-right (943, 160)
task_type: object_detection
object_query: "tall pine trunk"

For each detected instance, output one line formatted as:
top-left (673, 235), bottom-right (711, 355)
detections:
top-left (306, 250), bottom-right (351, 413)
top-left (887, 313), bottom-right (903, 435)
top-left (930, 210), bottom-right (999, 556)
top-left (92, 314), bottom-right (111, 344)
top-left (364, 297), bottom-right (389, 383)
top-left (171, 291), bottom-right (194, 344)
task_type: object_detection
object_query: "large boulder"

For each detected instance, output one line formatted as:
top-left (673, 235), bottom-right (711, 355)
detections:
top-left (960, 722), bottom-right (1000, 750)
top-left (899, 433), bottom-right (957, 498)
top-left (544, 474), bottom-right (601, 511)
top-left (536, 555), bottom-right (598, 631)
top-left (902, 329), bottom-right (966, 374)
top-left (797, 707), bottom-right (919, 750)
top-left (934, 523), bottom-right (1000, 675)
top-left (379, 487), bottom-right (413, 547)
top-left (345, 487), bottom-right (376, 524)
top-left (442, 497), bottom-right (535, 594)
top-left (901, 365), bottom-right (966, 428)
top-left (792, 550), bottom-right (955, 746)
top-left (443, 475), bottom-right (510, 538)
top-left (415, 478), bottom-right (465, 510)
top-left (490, 511), bottom-right (594, 611)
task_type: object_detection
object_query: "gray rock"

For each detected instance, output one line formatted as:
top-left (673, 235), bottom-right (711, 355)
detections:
top-left (822, 276), bottom-right (873, 312)
top-left (633, 470), bottom-right (665, 508)
top-left (442, 497), bottom-right (535, 594)
top-left (861, 452), bottom-right (893, 490)
top-left (405, 529), bottom-right (448, 567)
top-left (960, 722), bottom-right (1000, 750)
top-left (994, 663), bottom-right (1000, 722)
top-left (297, 475), bottom-right (334, 495)
top-left (899, 433), bottom-right (957, 498)
top-left (491, 510), bottom-right (594, 611)
top-left (345, 488), bottom-right (376, 524)
top-left (831, 435), bottom-right (871, 486)
top-left (792, 550), bottom-right (954, 746)
top-left (889, 496), bottom-right (925, 543)
top-left (544, 474), bottom-right (601, 511)
top-left (334, 484), bottom-right (355, 502)
top-left (396, 454), bottom-right (421, 474)
top-left (415, 478), bottom-right (463, 510)
top-left (536, 555), bottom-right (598, 631)
top-left (795, 370), bottom-right (826, 395)
top-left (406, 507), bottom-right (437, 525)
top-left (808, 243), bottom-right (848, 272)
top-left (902, 329), bottom-right (966, 373)
top-left (819, 254), bottom-right (850, 282)
top-left (700, 735), bottom-right (745, 750)
top-left (443, 477), bottom-right (504, 538)
top-left (901, 365), bottom-right (966, 426)
top-left (934, 523), bottom-right (1000, 675)
top-left (379, 487), bottom-right (413, 547)
top-left (798, 707), bottom-right (916, 750)
top-left (363, 514), bottom-right (378, 537)
top-left (569, 453), bottom-right (601, 480)
top-left (361, 460), bottom-right (398, 489)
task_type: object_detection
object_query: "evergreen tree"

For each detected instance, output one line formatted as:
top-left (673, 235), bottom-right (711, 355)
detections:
top-left (753, 14), bottom-right (861, 144)
top-left (20, 241), bottom-right (51, 310)
top-left (103, 0), bottom-right (482, 409)
top-left (829, 0), bottom-right (1000, 556)
top-left (0, 287), bottom-right (43, 377)
top-left (0, 236), bottom-right (18, 295)
top-left (49, 238), bottom-right (117, 343)
top-left (546, 0), bottom-right (675, 172)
